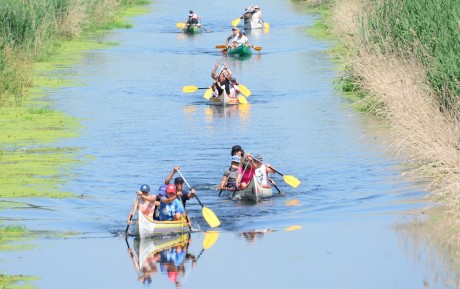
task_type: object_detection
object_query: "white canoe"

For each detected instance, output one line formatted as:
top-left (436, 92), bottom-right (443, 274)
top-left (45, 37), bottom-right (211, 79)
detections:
top-left (209, 90), bottom-right (239, 106)
top-left (231, 176), bottom-right (273, 201)
top-left (131, 210), bottom-right (191, 238)
top-left (243, 18), bottom-right (264, 30)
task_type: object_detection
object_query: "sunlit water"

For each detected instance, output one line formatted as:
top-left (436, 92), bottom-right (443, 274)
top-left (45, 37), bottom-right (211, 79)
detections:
top-left (2, 0), bottom-right (458, 288)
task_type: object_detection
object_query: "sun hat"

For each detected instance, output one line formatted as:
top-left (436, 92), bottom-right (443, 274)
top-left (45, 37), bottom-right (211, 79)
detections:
top-left (254, 154), bottom-right (263, 162)
top-left (254, 5), bottom-right (259, 9)
top-left (232, 27), bottom-right (239, 31)
top-left (166, 184), bottom-right (176, 194)
top-left (231, 155), bottom-right (241, 163)
top-left (140, 184), bottom-right (150, 193)
top-left (157, 184), bottom-right (167, 195)
top-left (174, 177), bottom-right (184, 184)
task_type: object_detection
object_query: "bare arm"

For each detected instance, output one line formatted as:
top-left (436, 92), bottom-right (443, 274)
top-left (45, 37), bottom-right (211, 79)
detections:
top-left (165, 166), bottom-right (179, 184)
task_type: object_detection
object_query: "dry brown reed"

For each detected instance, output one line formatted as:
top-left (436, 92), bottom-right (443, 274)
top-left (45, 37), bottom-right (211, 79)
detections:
top-left (329, 0), bottom-right (460, 264)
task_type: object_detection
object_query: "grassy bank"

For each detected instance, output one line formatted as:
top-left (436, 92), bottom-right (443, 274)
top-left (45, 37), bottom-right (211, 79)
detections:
top-left (0, 1), bottom-right (150, 288)
top-left (301, 0), bottom-right (460, 270)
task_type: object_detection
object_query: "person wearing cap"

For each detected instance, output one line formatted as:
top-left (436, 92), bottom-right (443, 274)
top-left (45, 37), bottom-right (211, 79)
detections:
top-left (218, 155), bottom-right (242, 190)
top-left (252, 154), bottom-right (275, 186)
top-left (164, 166), bottom-right (195, 208)
top-left (230, 29), bottom-right (253, 49)
top-left (159, 184), bottom-right (186, 221)
top-left (251, 5), bottom-right (263, 24)
top-left (231, 145), bottom-right (244, 157)
top-left (226, 27), bottom-right (240, 47)
top-left (127, 184), bottom-right (158, 224)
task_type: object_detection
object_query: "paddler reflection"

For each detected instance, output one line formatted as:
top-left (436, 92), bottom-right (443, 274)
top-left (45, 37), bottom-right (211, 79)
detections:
top-left (126, 233), bottom-right (196, 287)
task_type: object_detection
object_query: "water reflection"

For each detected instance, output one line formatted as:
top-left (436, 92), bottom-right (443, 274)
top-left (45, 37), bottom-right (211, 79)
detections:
top-left (126, 233), bottom-right (195, 288)
top-left (238, 229), bottom-right (274, 245)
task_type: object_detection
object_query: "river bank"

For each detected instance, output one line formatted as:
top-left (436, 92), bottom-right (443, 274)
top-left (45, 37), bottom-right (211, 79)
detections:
top-left (303, 0), bottom-right (460, 270)
top-left (0, 2), bottom-right (150, 288)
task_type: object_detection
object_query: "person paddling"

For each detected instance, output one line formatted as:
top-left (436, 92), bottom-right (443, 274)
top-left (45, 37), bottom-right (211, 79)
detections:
top-left (127, 184), bottom-right (158, 225)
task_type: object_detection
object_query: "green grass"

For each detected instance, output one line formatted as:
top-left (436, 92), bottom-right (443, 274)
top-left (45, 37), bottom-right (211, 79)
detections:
top-left (362, 0), bottom-right (460, 109)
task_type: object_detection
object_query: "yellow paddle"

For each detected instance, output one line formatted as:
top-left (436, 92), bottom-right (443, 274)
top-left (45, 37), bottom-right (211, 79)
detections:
top-left (177, 170), bottom-right (221, 228)
top-left (203, 88), bottom-right (213, 99)
top-left (237, 94), bottom-right (248, 104)
top-left (231, 18), bottom-right (241, 27)
top-left (238, 84), bottom-right (251, 97)
top-left (176, 22), bottom-right (186, 29)
top-left (263, 22), bottom-right (270, 29)
top-left (182, 86), bottom-right (209, 93)
top-left (216, 44), bottom-right (262, 51)
top-left (268, 166), bottom-right (301, 188)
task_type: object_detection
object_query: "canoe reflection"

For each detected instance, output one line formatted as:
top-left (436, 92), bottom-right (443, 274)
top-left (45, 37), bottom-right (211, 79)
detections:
top-left (126, 233), bottom-right (196, 287)
top-left (238, 229), bottom-right (274, 245)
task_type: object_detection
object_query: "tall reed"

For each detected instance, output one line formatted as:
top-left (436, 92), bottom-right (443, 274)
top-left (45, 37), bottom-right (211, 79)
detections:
top-left (0, 0), bottom-right (147, 106)
top-left (360, 0), bottom-right (460, 110)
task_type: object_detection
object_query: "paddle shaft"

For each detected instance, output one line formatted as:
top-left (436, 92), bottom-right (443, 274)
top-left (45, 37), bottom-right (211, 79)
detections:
top-left (125, 214), bottom-right (133, 235)
top-left (176, 170), bottom-right (204, 208)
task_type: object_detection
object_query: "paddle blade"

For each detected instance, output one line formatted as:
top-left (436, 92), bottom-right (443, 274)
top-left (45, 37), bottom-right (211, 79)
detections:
top-left (231, 18), bottom-right (241, 27)
top-left (203, 231), bottom-right (220, 249)
top-left (182, 86), bottom-right (199, 93)
top-left (237, 94), bottom-right (248, 104)
top-left (283, 175), bottom-right (301, 188)
top-left (202, 207), bottom-right (220, 228)
top-left (263, 22), bottom-right (270, 29)
top-left (253, 46), bottom-right (263, 51)
top-left (215, 44), bottom-right (227, 49)
top-left (176, 22), bottom-right (186, 29)
top-left (204, 88), bottom-right (213, 99)
top-left (238, 84), bottom-right (251, 97)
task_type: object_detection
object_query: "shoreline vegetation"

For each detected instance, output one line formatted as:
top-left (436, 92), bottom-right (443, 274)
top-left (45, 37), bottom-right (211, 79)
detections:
top-left (0, 0), bottom-right (149, 287)
top-left (299, 0), bottom-right (460, 268)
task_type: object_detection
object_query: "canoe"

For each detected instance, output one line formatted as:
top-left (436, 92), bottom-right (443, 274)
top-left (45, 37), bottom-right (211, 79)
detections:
top-left (227, 44), bottom-right (252, 57)
top-left (230, 176), bottom-right (273, 201)
top-left (183, 24), bottom-right (203, 35)
top-left (131, 209), bottom-right (191, 238)
top-left (208, 89), bottom-right (240, 106)
top-left (243, 18), bottom-right (264, 30)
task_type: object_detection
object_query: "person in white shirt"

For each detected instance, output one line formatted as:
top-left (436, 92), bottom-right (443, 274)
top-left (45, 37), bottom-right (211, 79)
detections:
top-left (230, 31), bottom-right (253, 48)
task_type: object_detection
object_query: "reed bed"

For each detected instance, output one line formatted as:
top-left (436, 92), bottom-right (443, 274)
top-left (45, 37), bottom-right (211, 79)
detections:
top-left (327, 0), bottom-right (460, 264)
top-left (0, 0), bottom-right (146, 106)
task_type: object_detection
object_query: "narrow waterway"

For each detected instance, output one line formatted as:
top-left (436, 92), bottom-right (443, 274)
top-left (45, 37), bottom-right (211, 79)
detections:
top-left (2, 0), bottom-right (458, 288)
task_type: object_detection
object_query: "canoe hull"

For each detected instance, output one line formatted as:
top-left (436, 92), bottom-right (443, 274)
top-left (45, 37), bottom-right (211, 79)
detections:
top-left (227, 44), bottom-right (252, 57)
top-left (244, 19), bottom-right (264, 30)
top-left (209, 90), bottom-right (239, 106)
top-left (131, 210), bottom-right (191, 238)
top-left (183, 24), bottom-right (203, 34)
top-left (231, 176), bottom-right (273, 201)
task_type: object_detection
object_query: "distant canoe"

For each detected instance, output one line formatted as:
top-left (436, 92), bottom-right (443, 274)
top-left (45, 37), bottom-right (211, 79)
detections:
top-left (183, 24), bottom-right (203, 35)
top-left (226, 43), bottom-right (252, 57)
top-left (131, 210), bottom-right (191, 238)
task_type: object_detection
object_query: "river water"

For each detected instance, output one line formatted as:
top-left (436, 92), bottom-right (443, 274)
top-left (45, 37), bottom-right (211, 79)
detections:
top-left (2, 0), bottom-right (458, 288)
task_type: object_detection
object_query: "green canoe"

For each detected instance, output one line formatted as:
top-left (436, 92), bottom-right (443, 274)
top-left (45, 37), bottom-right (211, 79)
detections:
top-left (183, 24), bottom-right (203, 35)
top-left (227, 44), bottom-right (252, 57)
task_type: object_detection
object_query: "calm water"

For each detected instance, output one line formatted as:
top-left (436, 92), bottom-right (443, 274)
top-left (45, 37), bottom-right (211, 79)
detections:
top-left (2, 0), bottom-right (458, 288)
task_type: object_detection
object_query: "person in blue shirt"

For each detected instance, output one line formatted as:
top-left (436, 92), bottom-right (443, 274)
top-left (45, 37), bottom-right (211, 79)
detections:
top-left (159, 184), bottom-right (186, 221)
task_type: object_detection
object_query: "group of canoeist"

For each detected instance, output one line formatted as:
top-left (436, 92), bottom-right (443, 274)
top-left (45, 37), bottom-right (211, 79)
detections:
top-left (218, 144), bottom-right (276, 191)
top-left (127, 166), bottom-right (195, 227)
top-left (210, 62), bottom-right (241, 99)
